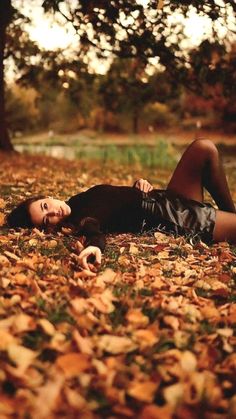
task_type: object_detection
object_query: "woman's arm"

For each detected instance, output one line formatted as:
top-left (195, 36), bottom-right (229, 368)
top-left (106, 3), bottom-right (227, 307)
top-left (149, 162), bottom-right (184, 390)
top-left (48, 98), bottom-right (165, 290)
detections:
top-left (133, 178), bottom-right (153, 193)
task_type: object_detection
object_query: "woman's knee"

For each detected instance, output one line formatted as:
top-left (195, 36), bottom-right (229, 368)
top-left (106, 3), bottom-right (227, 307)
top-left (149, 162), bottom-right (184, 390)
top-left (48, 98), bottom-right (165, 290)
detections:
top-left (192, 139), bottom-right (219, 160)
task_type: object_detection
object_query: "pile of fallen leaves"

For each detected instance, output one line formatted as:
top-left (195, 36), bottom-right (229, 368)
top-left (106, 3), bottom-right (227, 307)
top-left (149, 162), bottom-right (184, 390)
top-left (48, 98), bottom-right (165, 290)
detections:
top-left (0, 152), bottom-right (236, 419)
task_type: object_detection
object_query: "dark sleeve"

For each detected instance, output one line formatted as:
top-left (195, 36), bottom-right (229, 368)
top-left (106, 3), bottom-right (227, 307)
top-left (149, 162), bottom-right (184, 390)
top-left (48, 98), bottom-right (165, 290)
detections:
top-left (76, 217), bottom-right (106, 252)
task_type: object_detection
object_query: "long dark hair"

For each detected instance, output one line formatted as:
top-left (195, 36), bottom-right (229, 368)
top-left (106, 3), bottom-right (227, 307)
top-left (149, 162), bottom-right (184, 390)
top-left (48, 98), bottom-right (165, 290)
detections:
top-left (7, 196), bottom-right (46, 228)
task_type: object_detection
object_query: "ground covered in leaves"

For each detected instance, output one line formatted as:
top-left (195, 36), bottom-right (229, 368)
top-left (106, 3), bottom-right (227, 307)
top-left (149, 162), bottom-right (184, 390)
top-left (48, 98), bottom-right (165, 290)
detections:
top-left (0, 152), bottom-right (236, 419)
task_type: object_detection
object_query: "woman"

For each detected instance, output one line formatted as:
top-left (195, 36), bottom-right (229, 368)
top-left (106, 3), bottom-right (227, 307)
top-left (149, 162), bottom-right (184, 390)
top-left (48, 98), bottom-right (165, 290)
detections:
top-left (6, 139), bottom-right (236, 271)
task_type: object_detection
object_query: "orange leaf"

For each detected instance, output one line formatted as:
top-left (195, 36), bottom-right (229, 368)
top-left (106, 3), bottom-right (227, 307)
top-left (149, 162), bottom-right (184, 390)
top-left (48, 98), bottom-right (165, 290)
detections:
top-left (56, 353), bottom-right (90, 378)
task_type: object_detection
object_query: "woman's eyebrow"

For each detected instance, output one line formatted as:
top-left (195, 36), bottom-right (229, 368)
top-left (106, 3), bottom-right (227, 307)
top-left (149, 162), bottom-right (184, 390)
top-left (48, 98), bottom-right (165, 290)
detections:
top-left (40, 203), bottom-right (44, 212)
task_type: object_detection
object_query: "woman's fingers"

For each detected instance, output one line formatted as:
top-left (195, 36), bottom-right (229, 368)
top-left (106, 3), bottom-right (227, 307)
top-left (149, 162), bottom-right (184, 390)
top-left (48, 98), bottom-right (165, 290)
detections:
top-left (74, 240), bottom-right (84, 254)
top-left (78, 246), bottom-right (102, 271)
top-left (136, 179), bottom-right (153, 193)
top-left (94, 248), bottom-right (102, 265)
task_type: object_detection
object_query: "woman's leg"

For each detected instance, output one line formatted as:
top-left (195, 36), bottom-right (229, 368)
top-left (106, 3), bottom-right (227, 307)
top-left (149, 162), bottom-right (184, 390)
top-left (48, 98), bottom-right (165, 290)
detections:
top-left (213, 210), bottom-right (236, 243)
top-left (167, 139), bottom-right (235, 213)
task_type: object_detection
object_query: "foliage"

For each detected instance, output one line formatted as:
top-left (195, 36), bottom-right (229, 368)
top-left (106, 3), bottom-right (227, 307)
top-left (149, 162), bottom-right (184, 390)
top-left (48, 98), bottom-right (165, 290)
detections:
top-left (0, 152), bottom-right (236, 416)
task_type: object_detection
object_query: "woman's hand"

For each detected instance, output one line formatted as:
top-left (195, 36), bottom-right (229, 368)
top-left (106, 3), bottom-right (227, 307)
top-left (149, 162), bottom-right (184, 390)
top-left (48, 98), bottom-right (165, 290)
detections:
top-left (78, 246), bottom-right (102, 271)
top-left (134, 178), bottom-right (153, 193)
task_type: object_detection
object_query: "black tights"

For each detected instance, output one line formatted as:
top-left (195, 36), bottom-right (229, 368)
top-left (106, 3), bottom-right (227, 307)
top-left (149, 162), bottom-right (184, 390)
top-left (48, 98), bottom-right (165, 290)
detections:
top-left (166, 139), bottom-right (236, 243)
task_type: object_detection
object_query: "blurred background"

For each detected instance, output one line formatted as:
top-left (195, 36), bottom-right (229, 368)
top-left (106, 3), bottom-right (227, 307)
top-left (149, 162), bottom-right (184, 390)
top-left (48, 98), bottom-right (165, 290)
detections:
top-left (1, 0), bottom-right (236, 164)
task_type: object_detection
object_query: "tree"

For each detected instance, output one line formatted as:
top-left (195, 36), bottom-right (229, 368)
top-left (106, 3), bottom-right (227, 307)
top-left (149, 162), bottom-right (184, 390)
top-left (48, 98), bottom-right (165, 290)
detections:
top-left (0, 1), bottom-right (15, 150)
top-left (0, 0), bottom-right (40, 151)
top-left (100, 58), bottom-right (153, 133)
top-left (1, 0), bottom-right (235, 150)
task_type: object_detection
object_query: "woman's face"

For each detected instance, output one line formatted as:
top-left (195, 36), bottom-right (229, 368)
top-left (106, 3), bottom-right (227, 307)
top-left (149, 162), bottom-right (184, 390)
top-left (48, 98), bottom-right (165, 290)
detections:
top-left (29, 197), bottom-right (71, 227)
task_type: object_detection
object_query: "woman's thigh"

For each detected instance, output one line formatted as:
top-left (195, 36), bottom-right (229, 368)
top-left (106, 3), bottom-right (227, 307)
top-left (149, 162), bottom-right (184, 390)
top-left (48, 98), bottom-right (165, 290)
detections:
top-left (213, 210), bottom-right (236, 243)
top-left (167, 139), bottom-right (212, 202)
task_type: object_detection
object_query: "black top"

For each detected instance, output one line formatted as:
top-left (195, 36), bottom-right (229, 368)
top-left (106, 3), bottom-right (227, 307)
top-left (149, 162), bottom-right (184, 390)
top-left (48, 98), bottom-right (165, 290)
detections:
top-left (66, 184), bottom-right (217, 249)
top-left (66, 184), bottom-right (144, 251)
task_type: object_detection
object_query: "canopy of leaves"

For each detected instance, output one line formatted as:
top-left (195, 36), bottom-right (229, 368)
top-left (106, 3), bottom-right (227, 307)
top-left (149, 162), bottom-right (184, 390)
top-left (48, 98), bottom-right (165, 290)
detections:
top-left (41, 1), bottom-right (236, 69)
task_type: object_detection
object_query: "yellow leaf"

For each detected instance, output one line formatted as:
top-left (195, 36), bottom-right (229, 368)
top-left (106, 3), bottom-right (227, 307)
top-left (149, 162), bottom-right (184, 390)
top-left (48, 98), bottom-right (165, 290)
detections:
top-left (129, 243), bottom-right (139, 254)
top-left (47, 240), bottom-right (58, 248)
top-left (29, 238), bottom-right (38, 246)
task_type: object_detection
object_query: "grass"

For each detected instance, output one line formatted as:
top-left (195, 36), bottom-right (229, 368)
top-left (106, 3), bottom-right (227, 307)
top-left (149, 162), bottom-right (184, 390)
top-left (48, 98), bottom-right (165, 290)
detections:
top-left (15, 139), bottom-right (177, 169)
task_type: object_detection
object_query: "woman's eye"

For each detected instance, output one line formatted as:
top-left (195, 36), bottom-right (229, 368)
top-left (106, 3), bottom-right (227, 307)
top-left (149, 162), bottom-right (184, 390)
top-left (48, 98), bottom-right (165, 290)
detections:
top-left (43, 203), bottom-right (48, 210)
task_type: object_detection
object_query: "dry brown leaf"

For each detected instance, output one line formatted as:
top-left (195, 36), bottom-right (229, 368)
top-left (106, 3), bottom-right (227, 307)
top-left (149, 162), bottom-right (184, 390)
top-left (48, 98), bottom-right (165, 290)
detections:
top-left (0, 255), bottom-right (11, 266)
top-left (12, 313), bottom-right (36, 334)
top-left (56, 353), bottom-right (90, 378)
top-left (64, 387), bottom-right (86, 410)
top-left (73, 329), bottom-right (94, 355)
top-left (88, 289), bottom-right (116, 313)
top-left (0, 198), bottom-right (6, 209)
top-left (96, 335), bottom-right (137, 354)
top-left (32, 372), bottom-right (64, 419)
top-left (4, 251), bottom-right (20, 261)
top-left (0, 277), bottom-right (11, 288)
top-left (163, 382), bottom-right (184, 407)
top-left (129, 243), bottom-right (139, 254)
top-left (133, 329), bottom-right (159, 348)
top-left (97, 268), bottom-right (117, 283)
top-left (127, 380), bottom-right (158, 402)
top-left (180, 351), bottom-right (197, 373)
top-left (7, 344), bottom-right (37, 373)
top-left (38, 318), bottom-right (56, 336)
top-left (0, 212), bottom-right (5, 226)
top-left (126, 308), bottom-right (149, 328)
top-left (0, 330), bottom-right (16, 350)
top-left (74, 269), bottom-right (97, 278)
top-left (163, 315), bottom-right (179, 330)
top-left (139, 404), bottom-right (173, 419)
top-left (0, 395), bottom-right (15, 415)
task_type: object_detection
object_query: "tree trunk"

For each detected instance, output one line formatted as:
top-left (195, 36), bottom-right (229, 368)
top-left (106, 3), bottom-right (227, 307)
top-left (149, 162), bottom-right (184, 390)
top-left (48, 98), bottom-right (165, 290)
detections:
top-left (0, 0), bottom-right (14, 151)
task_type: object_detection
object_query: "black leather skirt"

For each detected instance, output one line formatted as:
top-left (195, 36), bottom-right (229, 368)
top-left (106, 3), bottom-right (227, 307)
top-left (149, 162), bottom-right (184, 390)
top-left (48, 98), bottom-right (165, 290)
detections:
top-left (141, 190), bottom-right (216, 244)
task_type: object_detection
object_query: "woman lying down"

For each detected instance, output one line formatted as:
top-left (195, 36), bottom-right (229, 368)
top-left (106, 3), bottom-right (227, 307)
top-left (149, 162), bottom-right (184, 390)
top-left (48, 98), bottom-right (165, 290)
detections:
top-left (7, 139), bottom-right (236, 272)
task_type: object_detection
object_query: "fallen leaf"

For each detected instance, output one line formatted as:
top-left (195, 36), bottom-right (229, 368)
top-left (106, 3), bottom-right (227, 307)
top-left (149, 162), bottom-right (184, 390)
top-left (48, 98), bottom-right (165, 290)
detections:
top-left (97, 335), bottom-right (137, 354)
top-left (56, 353), bottom-right (90, 378)
top-left (7, 344), bottom-right (37, 373)
top-left (127, 380), bottom-right (158, 402)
